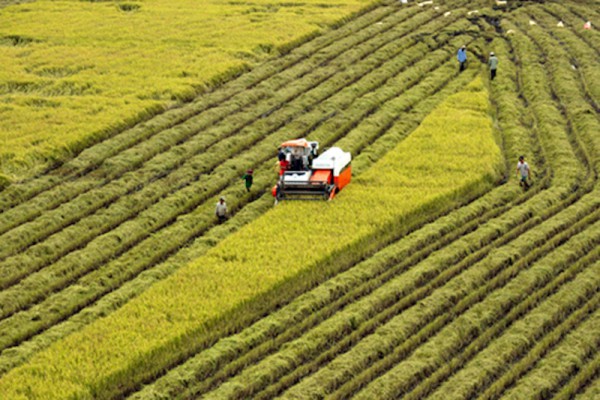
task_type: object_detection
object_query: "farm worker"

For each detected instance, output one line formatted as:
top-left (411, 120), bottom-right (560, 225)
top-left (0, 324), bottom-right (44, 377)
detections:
top-left (215, 197), bottom-right (228, 223)
top-left (278, 148), bottom-right (286, 162)
top-left (279, 157), bottom-right (290, 176)
top-left (278, 158), bottom-right (290, 176)
top-left (488, 52), bottom-right (499, 80)
top-left (289, 146), bottom-right (304, 171)
top-left (516, 155), bottom-right (531, 189)
top-left (241, 169), bottom-right (253, 192)
top-left (457, 45), bottom-right (467, 72)
top-left (277, 148), bottom-right (290, 176)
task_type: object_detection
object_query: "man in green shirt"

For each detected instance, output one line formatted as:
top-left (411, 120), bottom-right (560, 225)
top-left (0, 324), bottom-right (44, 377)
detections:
top-left (242, 169), bottom-right (253, 192)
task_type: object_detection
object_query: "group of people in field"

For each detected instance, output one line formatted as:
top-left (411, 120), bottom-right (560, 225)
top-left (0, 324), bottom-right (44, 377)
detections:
top-left (458, 45), bottom-right (532, 189)
top-left (456, 44), bottom-right (499, 80)
top-left (214, 169), bottom-right (253, 223)
top-left (214, 44), bottom-right (531, 223)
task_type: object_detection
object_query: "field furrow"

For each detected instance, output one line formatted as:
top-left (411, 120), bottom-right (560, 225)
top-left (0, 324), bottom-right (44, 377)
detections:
top-left (407, 263), bottom-right (600, 400)
top-left (336, 18), bottom-right (596, 396)
top-left (293, 205), bottom-right (600, 400)
top-left (348, 223), bottom-right (600, 400)
top-left (555, 349), bottom-right (600, 400)
top-left (559, 3), bottom-right (600, 55)
top-left (496, 305), bottom-right (600, 400)
top-left (421, 259), bottom-right (600, 400)
top-left (527, 6), bottom-right (600, 124)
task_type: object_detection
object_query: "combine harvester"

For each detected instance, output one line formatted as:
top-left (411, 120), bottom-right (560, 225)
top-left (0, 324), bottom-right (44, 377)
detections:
top-left (273, 138), bottom-right (352, 201)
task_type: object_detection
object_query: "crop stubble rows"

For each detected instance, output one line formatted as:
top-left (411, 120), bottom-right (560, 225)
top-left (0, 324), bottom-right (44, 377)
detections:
top-left (0, 0), bottom-right (598, 398)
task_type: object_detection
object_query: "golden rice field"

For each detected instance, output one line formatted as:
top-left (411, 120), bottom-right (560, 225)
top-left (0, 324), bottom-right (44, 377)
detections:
top-left (0, 0), bottom-right (599, 399)
top-left (0, 0), bottom-right (370, 183)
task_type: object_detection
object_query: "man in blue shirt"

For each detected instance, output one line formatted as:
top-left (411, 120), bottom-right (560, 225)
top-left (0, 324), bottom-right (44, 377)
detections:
top-left (457, 45), bottom-right (467, 72)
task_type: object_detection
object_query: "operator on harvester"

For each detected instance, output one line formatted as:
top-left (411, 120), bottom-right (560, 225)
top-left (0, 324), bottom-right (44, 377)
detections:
top-left (277, 142), bottom-right (317, 175)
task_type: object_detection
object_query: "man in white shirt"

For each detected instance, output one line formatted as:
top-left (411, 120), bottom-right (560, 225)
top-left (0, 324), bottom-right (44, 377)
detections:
top-left (516, 155), bottom-right (530, 189)
top-left (215, 197), bottom-right (227, 223)
top-left (488, 52), bottom-right (499, 80)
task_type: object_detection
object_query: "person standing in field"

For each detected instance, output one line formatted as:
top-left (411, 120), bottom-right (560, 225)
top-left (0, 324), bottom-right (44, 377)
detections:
top-left (215, 196), bottom-right (228, 223)
top-left (241, 169), bottom-right (253, 192)
top-left (516, 155), bottom-right (531, 189)
top-left (488, 52), bottom-right (499, 80)
top-left (457, 45), bottom-right (467, 72)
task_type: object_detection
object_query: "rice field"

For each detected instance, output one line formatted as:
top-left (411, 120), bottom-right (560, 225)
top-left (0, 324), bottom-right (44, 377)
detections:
top-left (0, 0), bottom-right (598, 398)
top-left (0, 0), bottom-right (371, 183)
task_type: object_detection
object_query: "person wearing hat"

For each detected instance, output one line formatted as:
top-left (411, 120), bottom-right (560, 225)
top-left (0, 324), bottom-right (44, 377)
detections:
top-left (516, 155), bottom-right (531, 189)
top-left (241, 169), bottom-right (253, 192)
top-left (488, 51), bottom-right (499, 80)
top-left (215, 196), bottom-right (227, 223)
top-left (457, 45), bottom-right (467, 72)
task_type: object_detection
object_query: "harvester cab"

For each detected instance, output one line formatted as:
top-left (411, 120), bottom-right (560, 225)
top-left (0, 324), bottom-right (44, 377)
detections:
top-left (273, 138), bottom-right (352, 201)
